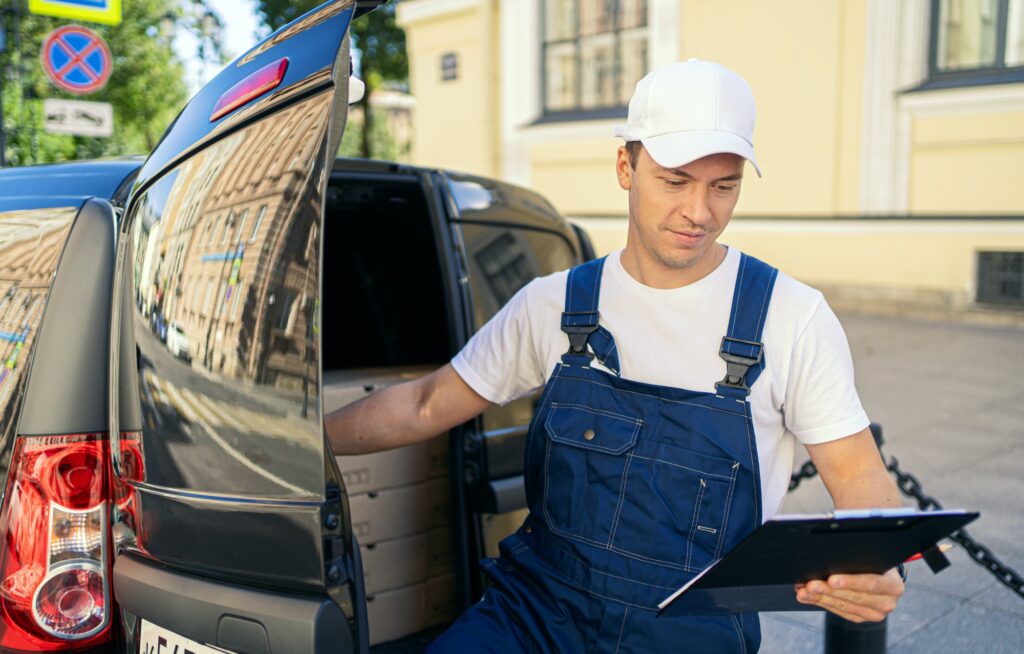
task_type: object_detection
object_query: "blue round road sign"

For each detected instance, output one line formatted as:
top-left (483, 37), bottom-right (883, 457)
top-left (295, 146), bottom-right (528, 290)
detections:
top-left (41, 25), bottom-right (112, 95)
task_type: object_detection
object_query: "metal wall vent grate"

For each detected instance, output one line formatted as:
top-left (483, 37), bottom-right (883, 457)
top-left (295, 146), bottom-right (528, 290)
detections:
top-left (977, 251), bottom-right (1024, 306)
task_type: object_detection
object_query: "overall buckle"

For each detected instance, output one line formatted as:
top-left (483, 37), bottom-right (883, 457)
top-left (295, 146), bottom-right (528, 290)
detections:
top-left (562, 326), bottom-right (596, 358)
top-left (716, 336), bottom-right (763, 393)
top-left (561, 311), bottom-right (598, 358)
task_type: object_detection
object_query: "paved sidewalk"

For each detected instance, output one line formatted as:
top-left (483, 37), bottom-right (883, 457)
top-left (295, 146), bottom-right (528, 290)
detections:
top-left (760, 311), bottom-right (1024, 653)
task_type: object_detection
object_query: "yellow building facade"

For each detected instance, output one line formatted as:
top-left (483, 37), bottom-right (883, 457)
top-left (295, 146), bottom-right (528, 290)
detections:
top-left (398, 0), bottom-right (1024, 313)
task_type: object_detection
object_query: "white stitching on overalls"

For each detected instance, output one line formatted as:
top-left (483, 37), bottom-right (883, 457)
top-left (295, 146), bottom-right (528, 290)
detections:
top-left (628, 454), bottom-right (736, 480)
top-left (588, 565), bottom-right (679, 591)
top-left (714, 463), bottom-right (741, 559)
top-left (607, 450), bottom-right (634, 545)
top-left (729, 256), bottom-right (747, 336)
top-left (525, 362), bottom-right (566, 479)
top-left (614, 607), bottom-right (630, 654)
top-left (557, 374), bottom-right (747, 418)
top-left (684, 478), bottom-right (706, 570)
top-left (730, 613), bottom-right (748, 654)
top-left (548, 402), bottom-right (643, 424)
top-left (549, 539), bottom-right (681, 590)
top-left (607, 544), bottom-right (702, 573)
top-left (741, 402), bottom-right (761, 528)
top-left (555, 571), bottom-right (660, 612)
top-left (590, 259), bottom-right (602, 313)
top-left (545, 408), bottom-right (642, 455)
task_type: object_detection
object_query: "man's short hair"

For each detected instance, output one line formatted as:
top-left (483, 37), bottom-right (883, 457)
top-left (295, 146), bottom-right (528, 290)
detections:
top-left (625, 141), bottom-right (643, 169)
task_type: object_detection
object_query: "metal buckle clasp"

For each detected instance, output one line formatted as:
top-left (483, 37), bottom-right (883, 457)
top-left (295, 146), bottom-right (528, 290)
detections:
top-left (562, 325), bottom-right (596, 358)
top-left (561, 311), bottom-right (599, 358)
top-left (716, 336), bottom-right (763, 392)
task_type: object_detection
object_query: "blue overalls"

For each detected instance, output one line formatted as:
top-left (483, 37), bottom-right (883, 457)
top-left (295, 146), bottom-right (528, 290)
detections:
top-left (431, 253), bottom-right (778, 653)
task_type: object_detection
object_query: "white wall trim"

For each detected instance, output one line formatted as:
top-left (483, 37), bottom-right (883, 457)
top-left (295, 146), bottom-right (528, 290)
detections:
top-left (726, 220), bottom-right (1024, 235)
top-left (519, 119), bottom-right (621, 142)
top-left (569, 217), bottom-right (1024, 233)
top-left (859, 0), bottom-right (902, 215)
top-left (859, 0), bottom-right (930, 215)
top-left (898, 83), bottom-right (1024, 114)
top-left (649, 0), bottom-right (680, 69)
top-left (499, 0), bottom-right (539, 185)
top-left (891, 0), bottom-right (931, 214)
top-left (396, 0), bottom-right (481, 26)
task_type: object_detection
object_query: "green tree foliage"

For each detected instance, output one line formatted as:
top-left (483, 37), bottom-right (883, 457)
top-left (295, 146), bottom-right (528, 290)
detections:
top-left (256, 0), bottom-right (408, 159)
top-left (0, 0), bottom-right (210, 166)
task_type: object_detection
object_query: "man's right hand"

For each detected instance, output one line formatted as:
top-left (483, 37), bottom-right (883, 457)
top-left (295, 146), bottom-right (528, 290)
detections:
top-left (325, 363), bottom-right (493, 455)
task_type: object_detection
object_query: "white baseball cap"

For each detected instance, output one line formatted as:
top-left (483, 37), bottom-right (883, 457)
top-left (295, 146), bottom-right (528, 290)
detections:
top-left (614, 58), bottom-right (761, 177)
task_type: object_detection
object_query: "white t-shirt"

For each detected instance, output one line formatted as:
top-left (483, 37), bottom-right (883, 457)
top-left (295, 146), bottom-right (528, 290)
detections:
top-left (451, 246), bottom-right (869, 520)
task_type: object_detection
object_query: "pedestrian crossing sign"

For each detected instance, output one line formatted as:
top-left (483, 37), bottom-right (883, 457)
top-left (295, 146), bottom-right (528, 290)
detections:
top-left (29, 0), bottom-right (122, 27)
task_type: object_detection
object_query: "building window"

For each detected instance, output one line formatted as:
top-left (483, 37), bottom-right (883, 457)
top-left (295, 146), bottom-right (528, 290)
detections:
top-left (977, 251), bottom-right (1024, 306)
top-left (235, 208), bottom-right (249, 246)
top-left (929, 0), bottom-right (1024, 82)
top-left (441, 53), bottom-right (458, 81)
top-left (249, 205), bottom-right (267, 243)
top-left (542, 0), bottom-right (648, 115)
top-left (221, 210), bottom-right (234, 244)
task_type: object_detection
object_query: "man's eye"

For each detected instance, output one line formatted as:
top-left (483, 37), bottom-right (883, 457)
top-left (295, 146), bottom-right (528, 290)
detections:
top-left (714, 184), bottom-right (737, 192)
top-left (665, 179), bottom-right (686, 187)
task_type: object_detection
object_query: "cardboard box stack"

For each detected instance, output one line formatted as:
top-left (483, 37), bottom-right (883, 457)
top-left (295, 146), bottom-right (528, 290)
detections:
top-left (325, 368), bottom-right (459, 645)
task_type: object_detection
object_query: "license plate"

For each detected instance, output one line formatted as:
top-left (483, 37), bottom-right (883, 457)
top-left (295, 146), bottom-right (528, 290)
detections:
top-left (139, 620), bottom-right (235, 654)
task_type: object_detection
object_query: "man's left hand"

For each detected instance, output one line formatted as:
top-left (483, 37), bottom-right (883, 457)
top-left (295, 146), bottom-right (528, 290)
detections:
top-left (795, 567), bottom-right (904, 622)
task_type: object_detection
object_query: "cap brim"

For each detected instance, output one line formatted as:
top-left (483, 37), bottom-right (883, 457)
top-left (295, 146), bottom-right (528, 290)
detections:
top-left (642, 130), bottom-right (762, 177)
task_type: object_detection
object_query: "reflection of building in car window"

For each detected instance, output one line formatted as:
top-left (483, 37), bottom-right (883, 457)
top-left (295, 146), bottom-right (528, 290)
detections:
top-left (473, 231), bottom-right (535, 307)
top-left (0, 206), bottom-right (76, 430)
top-left (131, 93), bottom-right (329, 389)
top-left (461, 221), bottom-right (577, 328)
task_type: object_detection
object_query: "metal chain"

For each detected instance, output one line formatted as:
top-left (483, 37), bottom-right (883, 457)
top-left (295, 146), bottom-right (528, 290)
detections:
top-left (788, 459), bottom-right (818, 491)
top-left (886, 455), bottom-right (1024, 599)
top-left (788, 454), bottom-right (1024, 599)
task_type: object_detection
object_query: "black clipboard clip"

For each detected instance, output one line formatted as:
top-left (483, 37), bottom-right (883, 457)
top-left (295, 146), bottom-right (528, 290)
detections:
top-left (922, 544), bottom-right (952, 574)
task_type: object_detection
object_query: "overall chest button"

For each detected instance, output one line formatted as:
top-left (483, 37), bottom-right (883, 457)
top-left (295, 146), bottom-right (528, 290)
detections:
top-left (583, 429), bottom-right (596, 441)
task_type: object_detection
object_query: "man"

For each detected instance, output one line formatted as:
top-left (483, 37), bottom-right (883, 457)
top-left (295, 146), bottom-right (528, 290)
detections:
top-left (326, 59), bottom-right (905, 652)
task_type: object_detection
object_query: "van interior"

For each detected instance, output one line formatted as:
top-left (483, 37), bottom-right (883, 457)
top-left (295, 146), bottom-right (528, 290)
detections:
top-left (322, 173), bottom-right (496, 648)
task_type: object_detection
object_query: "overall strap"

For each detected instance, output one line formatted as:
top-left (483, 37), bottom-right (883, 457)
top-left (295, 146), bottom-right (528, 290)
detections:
top-left (716, 253), bottom-right (778, 397)
top-left (560, 257), bottom-right (621, 374)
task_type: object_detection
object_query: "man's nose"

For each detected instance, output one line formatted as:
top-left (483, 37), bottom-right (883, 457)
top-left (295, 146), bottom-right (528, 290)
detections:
top-left (679, 185), bottom-right (713, 226)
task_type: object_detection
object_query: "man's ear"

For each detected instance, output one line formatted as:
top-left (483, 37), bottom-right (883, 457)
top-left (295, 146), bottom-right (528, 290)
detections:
top-left (616, 146), bottom-right (633, 191)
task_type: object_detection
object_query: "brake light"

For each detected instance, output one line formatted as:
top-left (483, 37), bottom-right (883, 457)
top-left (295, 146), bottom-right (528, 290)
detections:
top-left (0, 434), bottom-right (112, 651)
top-left (211, 58), bottom-right (289, 122)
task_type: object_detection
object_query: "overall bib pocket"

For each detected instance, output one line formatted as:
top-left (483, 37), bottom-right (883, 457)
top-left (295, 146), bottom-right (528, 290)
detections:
top-left (609, 441), bottom-right (738, 572)
top-left (542, 404), bottom-right (641, 546)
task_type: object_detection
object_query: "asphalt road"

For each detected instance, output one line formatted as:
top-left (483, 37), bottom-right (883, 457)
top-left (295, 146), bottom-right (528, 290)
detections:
top-left (133, 318), bottom-right (324, 498)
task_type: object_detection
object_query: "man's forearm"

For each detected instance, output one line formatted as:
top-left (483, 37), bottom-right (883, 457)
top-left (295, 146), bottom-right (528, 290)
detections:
top-left (325, 381), bottom-right (433, 455)
top-left (325, 363), bottom-right (494, 456)
top-left (828, 465), bottom-right (902, 511)
top-left (807, 427), bottom-right (902, 511)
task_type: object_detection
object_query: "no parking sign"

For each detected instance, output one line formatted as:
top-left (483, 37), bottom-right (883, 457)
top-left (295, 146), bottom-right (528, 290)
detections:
top-left (40, 25), bottom-right (112, 96)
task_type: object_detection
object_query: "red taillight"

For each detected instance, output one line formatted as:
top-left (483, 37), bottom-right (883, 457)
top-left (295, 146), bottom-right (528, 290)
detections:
top-left (0, 434), bottom-right (112, 651)
top-left (210, 58), bottom-right (289, 122)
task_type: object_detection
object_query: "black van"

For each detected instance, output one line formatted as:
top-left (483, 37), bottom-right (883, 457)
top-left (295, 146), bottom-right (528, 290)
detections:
top-left (0, 1), bottom-right (594, 651)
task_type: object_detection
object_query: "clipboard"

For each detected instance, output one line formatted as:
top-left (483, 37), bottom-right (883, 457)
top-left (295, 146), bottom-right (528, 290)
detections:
top-left (657, 508), bottom-right (979, 616)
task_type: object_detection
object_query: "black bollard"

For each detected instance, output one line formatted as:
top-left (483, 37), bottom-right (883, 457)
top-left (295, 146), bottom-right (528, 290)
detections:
top-left (824, 613), bottom-right (887, 654)
top-left (823, 422), bottom-right (889, 652)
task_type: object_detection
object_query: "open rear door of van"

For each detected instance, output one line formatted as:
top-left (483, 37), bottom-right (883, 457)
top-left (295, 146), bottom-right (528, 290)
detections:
top-left (109, 2), bottom-right (375, 652)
